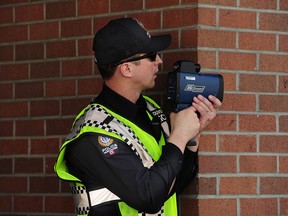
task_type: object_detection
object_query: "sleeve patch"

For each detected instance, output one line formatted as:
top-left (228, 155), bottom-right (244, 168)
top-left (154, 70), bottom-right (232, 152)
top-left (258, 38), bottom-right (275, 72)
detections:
top-left (97, 136), bottom-right (119, 157)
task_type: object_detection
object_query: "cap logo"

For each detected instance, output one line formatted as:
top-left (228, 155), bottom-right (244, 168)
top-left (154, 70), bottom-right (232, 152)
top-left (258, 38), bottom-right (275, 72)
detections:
top-left (134, 18), bottom-right (151, 38)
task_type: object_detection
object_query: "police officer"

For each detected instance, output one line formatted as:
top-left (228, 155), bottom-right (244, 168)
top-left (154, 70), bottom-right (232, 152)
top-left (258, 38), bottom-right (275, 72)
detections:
top-left (55, 17), bottom-right (222, 216)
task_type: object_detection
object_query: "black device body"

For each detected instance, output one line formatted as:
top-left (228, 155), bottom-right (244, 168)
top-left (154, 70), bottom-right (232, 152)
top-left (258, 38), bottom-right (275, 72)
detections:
top-left (167, 60), bottom-right (224, 112)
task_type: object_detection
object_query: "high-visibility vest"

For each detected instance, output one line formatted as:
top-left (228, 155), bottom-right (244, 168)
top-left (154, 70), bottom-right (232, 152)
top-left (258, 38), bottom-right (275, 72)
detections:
top-left (54, 96), bottom-right (178, 216)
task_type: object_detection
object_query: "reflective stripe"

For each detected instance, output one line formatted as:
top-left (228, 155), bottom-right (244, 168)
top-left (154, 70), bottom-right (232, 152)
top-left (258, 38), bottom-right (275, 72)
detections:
top-left (70, 183), bottom-right (89, 215)
top-left (89, 188), bottom-right (121, 206)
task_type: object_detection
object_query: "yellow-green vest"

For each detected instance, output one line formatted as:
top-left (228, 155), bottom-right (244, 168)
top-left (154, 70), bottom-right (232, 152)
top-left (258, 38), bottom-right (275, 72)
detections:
top-left (55, 96), bottom-right (178, 216)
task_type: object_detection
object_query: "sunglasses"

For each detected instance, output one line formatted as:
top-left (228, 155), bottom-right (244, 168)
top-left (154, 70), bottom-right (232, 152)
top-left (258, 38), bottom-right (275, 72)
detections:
top-left (114, 52), bottom-right (158, 67)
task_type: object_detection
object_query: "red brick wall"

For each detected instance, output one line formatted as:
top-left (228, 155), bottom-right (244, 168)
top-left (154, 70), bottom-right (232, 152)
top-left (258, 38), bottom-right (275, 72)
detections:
top-left (0, 0), bottom-right (287, 215)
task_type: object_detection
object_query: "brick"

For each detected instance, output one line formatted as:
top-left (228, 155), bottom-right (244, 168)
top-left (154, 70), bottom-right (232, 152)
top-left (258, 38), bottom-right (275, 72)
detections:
top-left (61, 19), bottom-right (92, 38)
top-left (46, 79), bottom-right (76, 97)
top-left (240, 198), bottom-right (278, 216)
top-left (205, 114), bottom-right (237, 131)
top-left (46, 1), bottom-right (76, 19)
top-left (259, 95), bottom-right (288, 112)
top-left (30, 100), bottom-right (60, 117)
top-left (240, 0), bottom-right (277, 9)
top-left (45, 195), bottom-right (74, 213)
top-left (31, 61), bottom-right (60, 79)
top-left (15, 158), bottom-right (43, 174)
top-left (199, 155), bottom-right (237, 173)
top-left (16, 120), bottom-right (44, 136)
top-left (240, 156), bottom-right (277, 173)
top-left (45, 156), bottom-right (58, 174)
top-left (279, 115), bottom-right (288, 132)
top-left (0, 45), bottom-right (13, 61)
top-left (111, 0), bottom-right (143, 12)
top-left (15, 81), bottom-right (44, 98)
top-left (0, 196), bottom-right (12, 212)
top-left (0, 101), bottom-right (28, 118)
top-left (219, 52), bottom-right (256, 71)
top-left (195, 0), bottom-right (236, 6)
top-left (220, 93), bottom-right (256, 111)
top-left (46, 118), bottom-right (74, 136)
top-left (219, 9), bottom-right (256, 29)
top-left (260, 54), bottom-right (288, 72)
top-left (163, 51), bottom-right (198, 71)
top-left (0, 139), bottom-right (28, 155)
top-left (181, 29), bottom-right (197, 48)
top-left (220, 177), bottom-right (257, 194)
top-left (196, 50), bottom-right (217, 69)
top-left (31, 138), bottom-right (60, 154)
top-left (198, 7), bottom-right (216, 26)
top-left (15, 3), bottom-right (44, 22)
top-left (93, 16), bottom-right (121, 33)
top-left (78, 0), bottom-right (109, 15)
top-left (30, 176), bottom-right (59, 193)
top-left (0, 7), bottom-right (13, 24)
top-left (0, 177), bottom-right (27, 193)
top-left (14, 196), bottom-right (43, 212)
top-left (260, 135), bottom-right (288, 153)
top-left (198, 134), bottom-right (217, 152)
top-left (239, 114), bottom-right (276, 132)
top-left (0, 63), bottom-right (29, 81)
top-left (280, 157), bottom-right (288, 173)
top-left (222, 73), bottom-right (239, 91)
top-left (0, 25), bottom-right (28, 43)
top-left (163, 8), bottom-right (197, 28)
top-left (280, 0), bottom-right (288, 10)
top-left (0, 0), bottom-right (27, 5)
top-left (0, 121), bottom-right (13, 137)
top-left (239, 32), bottom-right (276, 51)
top-left (239, 74), bottom-right (276, 92)
top-left (79, 39), bottom-right (94, 56)
top-left (182, 177), bottom-right (217, 195)
top-left (0, 158), bottom-right (12, 174)
top-left (197, 29), bottom-right (236, 48)
top-left (261, 177), bottom-right (288, 194)
top-left (163, 30), bottom-right (178, 50)
top-left (280, 198), bottom-right (288, 216)
top-left (46, 40), bottom-right (76, 58)
top-left (279, 75), bottom-right (288, 93)
top-left (30, 22), bottom-right (59, 40)
top-left (78, 77), bottom-right (104, 96)
top-left (62, 98), bottom-right (91, 116)
top-left (61, 180), bottom-right (72, 193)
top-left (130, 12), bottom-right (162, 30)
top-left (0, 83), bottom-right (13, 99)
top-left (15, 43), bottom-right (44, 61)
top-left (181, 198), bottom-right (237, 216)
top-left (219, 135), bottom-right (257, 152)
top-left (146, 0), bottom-right (179, 8)
top-left (62, 59), bottom-right (92, 77)
top-left (260, 13), bottom-right (288, 32)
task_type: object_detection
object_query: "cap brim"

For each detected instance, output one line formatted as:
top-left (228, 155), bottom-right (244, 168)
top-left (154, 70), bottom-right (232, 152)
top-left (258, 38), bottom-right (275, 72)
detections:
top-left (141, 34), bottom-right (171, 53)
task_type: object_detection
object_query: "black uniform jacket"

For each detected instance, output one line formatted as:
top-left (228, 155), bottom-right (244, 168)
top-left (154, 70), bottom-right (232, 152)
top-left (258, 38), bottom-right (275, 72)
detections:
top-left (65, 85), bottom-right (198, 215)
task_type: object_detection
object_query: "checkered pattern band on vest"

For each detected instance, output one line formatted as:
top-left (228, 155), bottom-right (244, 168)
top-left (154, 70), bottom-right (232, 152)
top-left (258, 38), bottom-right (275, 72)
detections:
top-left (70, 183), bottom-right (90, 215)
top-left (140, 206), bottom-right (164, 216)
top-left (79, 104), bottom-right (152, 161)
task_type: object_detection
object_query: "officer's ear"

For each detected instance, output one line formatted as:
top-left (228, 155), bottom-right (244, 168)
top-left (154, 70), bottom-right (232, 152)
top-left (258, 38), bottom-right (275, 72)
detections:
top-left (119, 63), bottom-right (132, 78)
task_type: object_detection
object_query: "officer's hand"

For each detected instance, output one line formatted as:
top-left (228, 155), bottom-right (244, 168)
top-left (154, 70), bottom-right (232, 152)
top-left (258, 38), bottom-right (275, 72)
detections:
top-left (168, 106), bottom-right (200, 153)
top-left (192, 95), bottom-right (222, 132)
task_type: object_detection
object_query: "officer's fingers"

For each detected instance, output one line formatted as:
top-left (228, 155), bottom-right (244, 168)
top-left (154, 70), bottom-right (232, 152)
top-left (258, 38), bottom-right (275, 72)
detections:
top-left (208, 95), bottom-right (222, 109)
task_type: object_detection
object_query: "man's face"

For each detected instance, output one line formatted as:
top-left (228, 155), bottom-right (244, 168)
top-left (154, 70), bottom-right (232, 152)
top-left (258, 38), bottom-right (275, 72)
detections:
top-left (129, 54), bottom-right (163, 91)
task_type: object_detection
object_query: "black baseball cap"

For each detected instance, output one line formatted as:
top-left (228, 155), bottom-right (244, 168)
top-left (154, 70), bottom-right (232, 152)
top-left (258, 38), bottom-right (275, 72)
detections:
top-left (92, 17), bottom-right (171, 65)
